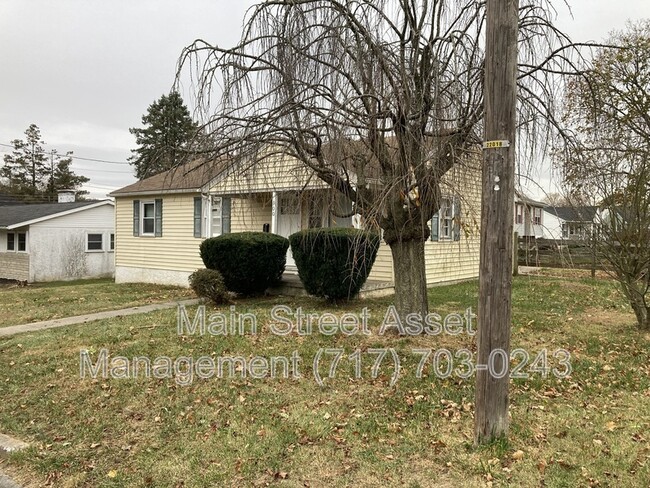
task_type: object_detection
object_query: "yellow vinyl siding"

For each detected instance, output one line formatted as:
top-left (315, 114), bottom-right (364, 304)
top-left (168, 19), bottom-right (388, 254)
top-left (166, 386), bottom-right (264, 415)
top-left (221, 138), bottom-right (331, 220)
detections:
top-left (115, 193), bottom-right (204, 273)
top-left (424, 159), bottom-right (481, 284)
top-left (367, 243), bottom-right (394, 282)
top-left (370, 158), bottom-right (482, 285)
top-left (230, 194), bottom-right (273, 233)
top-left (210, 153), bottom-right (328, 194)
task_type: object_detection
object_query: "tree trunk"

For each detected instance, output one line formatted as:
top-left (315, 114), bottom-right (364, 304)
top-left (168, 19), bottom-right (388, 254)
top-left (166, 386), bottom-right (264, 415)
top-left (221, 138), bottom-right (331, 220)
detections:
top-left (629, 295), bottom-right (650, 330)
top-left (389, 237), bottom-right (428, 320)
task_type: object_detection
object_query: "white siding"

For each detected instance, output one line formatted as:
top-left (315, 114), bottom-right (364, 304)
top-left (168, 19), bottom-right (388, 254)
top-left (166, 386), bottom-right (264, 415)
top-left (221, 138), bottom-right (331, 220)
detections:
top-left (28, 203), bottom-right (115, 282)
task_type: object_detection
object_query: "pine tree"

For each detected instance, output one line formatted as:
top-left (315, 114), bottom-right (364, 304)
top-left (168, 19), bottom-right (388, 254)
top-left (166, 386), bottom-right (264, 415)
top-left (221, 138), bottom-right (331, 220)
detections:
top-left (2, 125), bottom-right (91, 201)
top-left (46, 151), bottom-right (90, 200)
top-left (1, 124), bottom-right (48, 196)
top-left (128, 92), bottom-right (199, 179)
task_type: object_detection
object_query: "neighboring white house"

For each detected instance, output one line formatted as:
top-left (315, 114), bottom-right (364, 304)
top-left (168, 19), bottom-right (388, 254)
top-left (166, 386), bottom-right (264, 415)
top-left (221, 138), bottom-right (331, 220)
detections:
top-left (514, 192), bottom-right (546, 238)
top-left (543, 206), bottom-right (599, 240)
top-left (0, 196), bottom-right (115, 282)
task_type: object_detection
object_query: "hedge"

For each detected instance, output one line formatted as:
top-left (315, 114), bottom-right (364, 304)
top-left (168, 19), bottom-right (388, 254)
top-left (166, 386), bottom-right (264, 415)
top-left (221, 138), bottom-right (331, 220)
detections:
top-left (289, 228), bottom-right (380, 300)
top-left (200, 232), bottom-right (290, 295)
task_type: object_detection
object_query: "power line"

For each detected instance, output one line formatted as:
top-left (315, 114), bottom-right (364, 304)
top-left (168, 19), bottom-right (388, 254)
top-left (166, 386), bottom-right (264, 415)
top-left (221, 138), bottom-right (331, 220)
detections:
top-left (0, 142), bottom-right (131, 165)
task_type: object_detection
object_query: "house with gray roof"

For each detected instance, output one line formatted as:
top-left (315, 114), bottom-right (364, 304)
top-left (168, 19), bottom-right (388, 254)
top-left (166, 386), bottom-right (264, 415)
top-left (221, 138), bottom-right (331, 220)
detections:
top-left (0, 194), bottom-right (115, 282)
top-left (543, 206), bottom-right (599, 240)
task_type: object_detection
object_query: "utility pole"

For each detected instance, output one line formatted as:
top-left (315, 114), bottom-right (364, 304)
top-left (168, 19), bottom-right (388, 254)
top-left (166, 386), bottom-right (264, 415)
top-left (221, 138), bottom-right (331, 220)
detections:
top-left (475, 0), bottom-right (519, 444)
top-left (50, 150), bottom-right (55, 201)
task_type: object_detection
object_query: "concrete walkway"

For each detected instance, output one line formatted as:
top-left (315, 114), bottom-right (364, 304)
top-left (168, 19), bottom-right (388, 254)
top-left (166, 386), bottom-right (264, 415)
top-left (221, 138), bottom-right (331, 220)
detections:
top-left (0, 299), bottom-right (200, 338)
top-left (0, 471), bottom-right (22, 488)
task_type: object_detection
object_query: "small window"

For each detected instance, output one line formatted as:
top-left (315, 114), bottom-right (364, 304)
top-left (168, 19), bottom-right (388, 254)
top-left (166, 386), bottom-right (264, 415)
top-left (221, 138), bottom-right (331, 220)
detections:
top-left (141, 202), bottom-right (155, 235)
top-left (515, 204), bottom-right (524, 224)
top-left (533, 207), bottom-right (542, 225)
top-left (6, 232), bottom-right (26, 252)
top-left (110, 233), bottom-right (115, 251)
top-left (87, 233), bottom-right (103, 251)
top-left (440, 198), bottom-right (453, 239)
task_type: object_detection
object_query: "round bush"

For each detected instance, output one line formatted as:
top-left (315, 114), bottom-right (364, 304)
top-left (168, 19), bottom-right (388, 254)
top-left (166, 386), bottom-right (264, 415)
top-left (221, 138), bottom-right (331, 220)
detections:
top-left (188, 268), bottom-right (228, 304)
top-left (289, 228), bottom-right (380, 300)
top-left (200, 232), bottom-right (290, 295)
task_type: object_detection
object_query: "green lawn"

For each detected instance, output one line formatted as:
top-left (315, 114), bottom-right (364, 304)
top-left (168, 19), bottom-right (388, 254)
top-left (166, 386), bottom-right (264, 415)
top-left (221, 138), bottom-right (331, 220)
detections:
top-left (0, 279), bottom-right (194, 328)
top-left (0, 275), bottom-right (648, 487)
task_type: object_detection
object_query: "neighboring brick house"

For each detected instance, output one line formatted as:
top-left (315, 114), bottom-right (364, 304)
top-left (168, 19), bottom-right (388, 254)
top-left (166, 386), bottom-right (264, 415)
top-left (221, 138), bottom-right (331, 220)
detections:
top-left (0, 195), bottom-right (115, 282)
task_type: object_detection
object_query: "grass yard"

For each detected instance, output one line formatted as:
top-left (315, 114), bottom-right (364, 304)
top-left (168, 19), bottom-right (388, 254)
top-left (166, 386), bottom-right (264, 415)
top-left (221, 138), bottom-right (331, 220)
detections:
top-left (0, 279), bottom-right (194, 327)
top-left (0, 275), bottom-right (648, 487)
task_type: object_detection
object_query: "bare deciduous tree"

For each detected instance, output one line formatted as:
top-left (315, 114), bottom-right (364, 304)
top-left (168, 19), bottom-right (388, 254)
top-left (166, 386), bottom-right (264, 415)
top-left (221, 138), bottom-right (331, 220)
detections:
top-left (558, 21), bottom-right (650, 329)
top-left (178, 0), bottom-right (586, 318)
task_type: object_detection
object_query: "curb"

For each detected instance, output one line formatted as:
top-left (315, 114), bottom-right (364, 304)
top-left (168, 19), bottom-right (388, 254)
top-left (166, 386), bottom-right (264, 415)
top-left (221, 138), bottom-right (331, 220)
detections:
top-left (0, 434), bottom-right (29, 458)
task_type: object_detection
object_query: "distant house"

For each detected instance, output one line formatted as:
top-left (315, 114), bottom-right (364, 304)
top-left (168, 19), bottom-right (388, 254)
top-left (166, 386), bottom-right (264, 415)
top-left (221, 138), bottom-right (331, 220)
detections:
top-left (543, 206), bottom-right (599, 240)
top-left (110, 154), bottom-right (482, 289)
top-left (0, 194), bottom-right (115, 282)
top-left (514, 191), bottom-right (546, 238)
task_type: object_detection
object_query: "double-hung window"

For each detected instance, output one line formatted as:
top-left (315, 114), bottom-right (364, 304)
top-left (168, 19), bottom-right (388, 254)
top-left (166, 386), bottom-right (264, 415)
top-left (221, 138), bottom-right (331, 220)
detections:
top-left (515, 204), bottom-right (524, 224)
top-left (141, 201), bottom-right (156, 235)
top-left (430, 196), bottom-right (461, 242)
top-left (133, 199), bottom-right (162, 237)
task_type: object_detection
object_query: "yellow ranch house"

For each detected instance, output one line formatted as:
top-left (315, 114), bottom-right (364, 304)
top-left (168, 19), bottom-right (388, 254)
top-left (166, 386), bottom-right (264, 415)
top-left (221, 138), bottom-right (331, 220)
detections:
top-left (109, 154), bottom-right (482, 290)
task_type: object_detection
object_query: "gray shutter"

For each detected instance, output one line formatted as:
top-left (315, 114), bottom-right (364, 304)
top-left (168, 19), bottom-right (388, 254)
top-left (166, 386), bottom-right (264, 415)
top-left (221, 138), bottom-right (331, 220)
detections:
top-left (431, 211), bottom-right (439, 241)
top-left (154, 199), bottom-right (163, 237)
top-left (453, 196), bottom-right (461, 241)
top-left (133, 200), bottom-right (140, 237)
top-left (222, 197), bottom-right (231, 234)
top-left (193, 197), bottom-right (202, 238)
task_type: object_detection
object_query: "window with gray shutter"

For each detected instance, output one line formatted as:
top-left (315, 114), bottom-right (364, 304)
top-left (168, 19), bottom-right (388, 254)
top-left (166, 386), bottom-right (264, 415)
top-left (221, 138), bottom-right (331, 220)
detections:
top-left (193, 197), bottom-right (202, 238)
top-left (154, 199), bottom-right (163, 237)
top-left (133, 200), bottom-right (140, 236)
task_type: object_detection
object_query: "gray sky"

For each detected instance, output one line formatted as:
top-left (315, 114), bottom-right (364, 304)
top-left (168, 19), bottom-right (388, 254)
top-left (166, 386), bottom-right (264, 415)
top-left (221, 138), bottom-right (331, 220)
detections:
top-left (1, 1), bottom-right (648, 199)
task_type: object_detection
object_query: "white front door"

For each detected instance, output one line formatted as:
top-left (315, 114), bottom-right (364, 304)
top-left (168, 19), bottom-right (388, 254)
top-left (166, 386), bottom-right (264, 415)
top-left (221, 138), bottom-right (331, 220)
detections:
top-left (277, 193), bottom-right (301, 270)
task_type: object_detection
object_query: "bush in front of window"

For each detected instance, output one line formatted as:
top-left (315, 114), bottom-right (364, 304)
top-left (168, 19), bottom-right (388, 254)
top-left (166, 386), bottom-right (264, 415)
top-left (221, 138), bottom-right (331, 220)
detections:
top-left (199, 232), bottom-right (290, 296)
top-left (188, 268), bottom-right (229, 304)
top-left (289, 228), bottom-right (380, 301)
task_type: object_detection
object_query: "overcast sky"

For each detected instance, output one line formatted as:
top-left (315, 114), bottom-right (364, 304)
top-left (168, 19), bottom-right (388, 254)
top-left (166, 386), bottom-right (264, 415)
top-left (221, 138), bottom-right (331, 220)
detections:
top-left (1, 0), bottom-right (649, 199)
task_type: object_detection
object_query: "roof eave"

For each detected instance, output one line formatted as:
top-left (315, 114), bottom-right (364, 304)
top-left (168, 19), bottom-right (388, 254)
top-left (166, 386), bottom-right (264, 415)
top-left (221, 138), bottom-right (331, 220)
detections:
top-left (109, 188), bottom-right (203, 198)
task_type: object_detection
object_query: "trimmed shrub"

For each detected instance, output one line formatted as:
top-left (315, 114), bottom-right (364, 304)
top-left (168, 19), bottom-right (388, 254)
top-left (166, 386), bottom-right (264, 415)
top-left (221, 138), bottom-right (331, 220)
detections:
top-left (289, 228), bottom-right (380, 300)
top-left (188, 268), bottom-right (228, 304)
top-left (200, 232), bottom-right (290, 295)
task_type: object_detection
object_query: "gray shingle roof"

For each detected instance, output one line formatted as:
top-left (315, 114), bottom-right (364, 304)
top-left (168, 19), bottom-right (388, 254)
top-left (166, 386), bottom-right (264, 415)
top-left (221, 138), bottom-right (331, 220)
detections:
top-left (544, 206), bottom-right (598, 222)
top-left (0, 201), bottom-right (105, 228)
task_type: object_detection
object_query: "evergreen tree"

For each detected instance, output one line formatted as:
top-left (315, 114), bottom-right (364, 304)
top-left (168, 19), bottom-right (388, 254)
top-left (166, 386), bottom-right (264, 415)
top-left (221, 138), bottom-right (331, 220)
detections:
top-left (46, 150), bottom-right (90, 200)
top-left (128, 92), bottom-right (199, 179)
top-left (1, 124), bottom-right (48, 195)
top-left (2, 124), bottom-right (91, 201)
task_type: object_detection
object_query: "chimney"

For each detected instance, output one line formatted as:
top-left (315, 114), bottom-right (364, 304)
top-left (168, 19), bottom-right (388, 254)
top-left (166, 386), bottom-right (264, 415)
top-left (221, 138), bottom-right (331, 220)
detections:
top-left (57, 190), bottom-right (76, 203)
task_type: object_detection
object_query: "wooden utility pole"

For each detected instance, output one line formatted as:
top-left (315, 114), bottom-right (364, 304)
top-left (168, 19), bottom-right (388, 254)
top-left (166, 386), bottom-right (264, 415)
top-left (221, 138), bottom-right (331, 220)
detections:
top-left (475, 0), bottom-right (519, 444)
